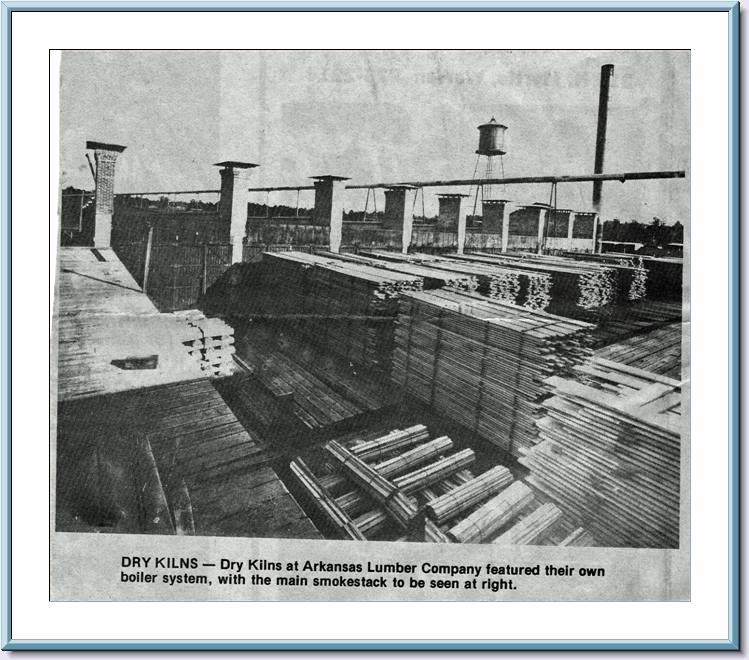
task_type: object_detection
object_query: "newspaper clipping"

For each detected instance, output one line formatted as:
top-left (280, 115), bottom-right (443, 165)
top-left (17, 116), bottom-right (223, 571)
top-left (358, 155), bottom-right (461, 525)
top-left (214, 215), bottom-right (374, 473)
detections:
top-left (51, 49), bottom-right (689, 601)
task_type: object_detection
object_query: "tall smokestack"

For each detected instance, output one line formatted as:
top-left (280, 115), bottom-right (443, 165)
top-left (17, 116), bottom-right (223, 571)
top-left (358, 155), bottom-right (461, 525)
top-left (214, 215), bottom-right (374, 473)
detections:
top-left (592, 64), bottom-right (615, 213)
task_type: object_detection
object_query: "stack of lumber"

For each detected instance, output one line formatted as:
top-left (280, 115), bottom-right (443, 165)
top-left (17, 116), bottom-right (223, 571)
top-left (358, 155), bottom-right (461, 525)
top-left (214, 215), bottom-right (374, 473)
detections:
top-left (392, 290), bottom-right (594, 455)
top-left (448, 481), bottom-right (535, 543)
top-left (235, 333), bottom-right (363, 430)
top-left (326, 440), bottom-right (418, 529)
top-left (493, 503), bottom-right (563, 545)
top-left (453, 253), bottom-right (619, 318)
top-left (532, 253), bottom-right (647, 304)
top-left (259, 251), bottom-right (423, 371)
top-left (291, 424), bottom-right (578, 545)
top-left (595, 323), bottom-right (682, 379)
top-left (289, 458), bottom-right (366, 540)
top-left (316, 250), bottom-right (478, 292)
top-left (174, 310), bottom-right (236, 378)
top-left (558, 527), bottom-right (597, 547)
top-left (368, 250), bottom-right (550, 308)
top-left (519, 358), bottom-right (681, 548)
top-left (426, 465), bottom-right (513, 524)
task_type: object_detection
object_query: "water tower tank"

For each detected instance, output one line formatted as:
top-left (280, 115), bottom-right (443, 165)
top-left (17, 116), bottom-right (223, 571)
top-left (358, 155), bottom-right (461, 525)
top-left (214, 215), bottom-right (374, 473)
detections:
top-left (476, 117), bottom-right (507, 156)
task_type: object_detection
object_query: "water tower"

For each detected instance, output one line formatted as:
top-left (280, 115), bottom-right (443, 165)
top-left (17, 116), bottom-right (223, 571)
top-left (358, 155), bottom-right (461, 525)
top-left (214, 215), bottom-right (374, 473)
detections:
top-left (476, 117), bottom-right (507, 199)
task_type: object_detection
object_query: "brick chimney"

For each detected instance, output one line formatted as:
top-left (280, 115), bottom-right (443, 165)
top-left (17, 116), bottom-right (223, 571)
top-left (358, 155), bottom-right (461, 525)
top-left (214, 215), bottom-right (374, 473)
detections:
top-left (215, 161), bottom-right (259, 264)
top-left (86, 141), bottom-right (126, 248)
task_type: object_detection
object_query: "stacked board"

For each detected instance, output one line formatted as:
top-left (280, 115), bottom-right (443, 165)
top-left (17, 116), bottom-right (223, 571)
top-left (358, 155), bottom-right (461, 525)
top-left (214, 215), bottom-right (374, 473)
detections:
top-left (391, 290), bottom-right (594, 456)
top-left (174, 310), bottom-right (236, 378)
top-left (316, 250), bottom-right (478, 291)
top-left (235, 333), bottom-right (363, 430)
top-left (291, 425), bottom-right (575, 545)
top-left (519, 358), bottom-right (681, 548)
top-left (366, 250), bottom-right (551, 309)
top-left (452, 252), bottom-right (626, 319)
top-left (258, 251), bottom-right (423, 371)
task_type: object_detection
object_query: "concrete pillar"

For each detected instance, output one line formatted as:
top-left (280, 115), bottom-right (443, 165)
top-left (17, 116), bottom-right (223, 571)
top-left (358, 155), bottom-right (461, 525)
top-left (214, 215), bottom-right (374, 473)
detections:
top-left (86, 140), bottom-right (126, 248)
top-left (536, 208), bottom-right (548, 254)
top-left (592, 212), bottom-right (600, 253)
top-left (311, 175), bottom-right (349, 253)
top-left (437, 194), bottom-right (469, 254)
top-left (437, 194), bottom-right (468, 231)
top-left (384, 185), bottom-right (416, 254)
top-left (481, 199), bottom-right (507, 233)
top-left (215, 161), bottom-right (259, 264)
top-left (501, 202), bottom-right (513, 252)
top-left (567, 211), bottom-right (576, 243)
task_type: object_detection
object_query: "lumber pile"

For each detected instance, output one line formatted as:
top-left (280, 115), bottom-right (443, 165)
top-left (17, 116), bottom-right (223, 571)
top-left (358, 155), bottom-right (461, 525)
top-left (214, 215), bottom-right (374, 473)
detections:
top-left (235, 333), bottom-right (363, 430)
top-left (392, 290), bottom-right (594, 455)
top-left (426, 465), bottom-right (513, 524)
top-left (292, 424), bottom-right (576, 545)
top-left (519, 358), bottom-right (681, 548)
top-left (351, 424), bottom-right (431, 461)
top-left (174, 310), bottom-right (236, 378)
top-left (453, 252), bottom-right (622, 319)
top-left (448, 481), bottom-right (535, 543)
top-left (326, 440), bottom-right (418, 528)
top-left (493, 503), bottom-right (563, 545)
top-left (370, 251), bottom-right (551, 308)
top-left (316, 250), bottom-right (479, 292)
top-left (289, 458), bottom-right (366, 540)
top-left (258, 251), bottom-right (423, 371)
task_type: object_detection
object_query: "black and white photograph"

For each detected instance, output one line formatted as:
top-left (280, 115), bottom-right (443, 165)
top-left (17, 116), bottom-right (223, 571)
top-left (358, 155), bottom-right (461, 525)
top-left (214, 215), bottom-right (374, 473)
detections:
top-left (51, 49), bottom-right (689, 601)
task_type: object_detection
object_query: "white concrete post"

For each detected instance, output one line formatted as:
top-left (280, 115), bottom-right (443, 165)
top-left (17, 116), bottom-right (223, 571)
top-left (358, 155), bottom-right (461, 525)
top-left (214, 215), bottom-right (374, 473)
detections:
top-left (311, 175), bottom-right (349, 253)
top-left (501, 202), bottom-right (512, 252)
top-left (536, 208), bottom-right (548, 254)
top-left (384, 186), bottom-right (416, 254)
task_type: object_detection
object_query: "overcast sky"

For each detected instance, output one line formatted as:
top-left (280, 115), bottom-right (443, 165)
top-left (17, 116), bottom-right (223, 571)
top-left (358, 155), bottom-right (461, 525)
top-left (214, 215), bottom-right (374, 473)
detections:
top-left (59, 50), bottom-right (689, 223)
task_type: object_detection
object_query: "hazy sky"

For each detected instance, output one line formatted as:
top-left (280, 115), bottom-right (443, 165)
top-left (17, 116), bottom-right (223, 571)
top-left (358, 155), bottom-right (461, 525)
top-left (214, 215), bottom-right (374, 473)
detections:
top-left (59, 50), bottom-right (689, 222)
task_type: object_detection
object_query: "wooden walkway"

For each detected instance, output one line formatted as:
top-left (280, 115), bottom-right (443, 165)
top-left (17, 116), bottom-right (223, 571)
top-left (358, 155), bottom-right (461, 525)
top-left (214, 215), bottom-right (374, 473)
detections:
top-left (234, 333), bottom-right (368, 430)
top-left (595, 322), bottom-right (683, 380)
top-left (56, 379), bottom-right (320, 539)
top-left (55, 247), bottom-right (205, 401)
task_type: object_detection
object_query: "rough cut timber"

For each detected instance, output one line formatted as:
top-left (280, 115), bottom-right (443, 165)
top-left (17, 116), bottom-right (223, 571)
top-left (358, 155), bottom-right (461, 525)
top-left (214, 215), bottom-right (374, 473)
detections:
top-left (448, 481), bottom-right (535, 544)
top-left (452, 252), bottom-right (628, 319)
top-left (426, 465), bottom-right (514, 525)
top-left (392, 289), bottom-right (594, 455)
top-left (492, 503), bottom-right (563, 545)
top-left (595, 322), bottom-right (682, 379)
top-left (519, 358), bottom-right (681, 548)
top-left (317, 250), bottom-right (479, 291)
top-left (246, 251), bottom-right (423, 371)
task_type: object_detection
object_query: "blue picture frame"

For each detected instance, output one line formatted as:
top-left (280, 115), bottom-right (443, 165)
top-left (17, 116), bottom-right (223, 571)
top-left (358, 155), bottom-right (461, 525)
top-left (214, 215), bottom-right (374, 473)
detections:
top-left (2, 1), bottom-right (739, 650)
